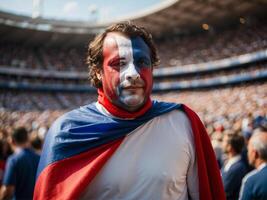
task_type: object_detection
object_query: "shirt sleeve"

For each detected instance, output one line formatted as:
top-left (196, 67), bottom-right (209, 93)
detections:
top-left (2, 157), bottom-right (16, 186)
top-left (239, 178), bottom-right (253, 200)
top-left (239, 171), bottom-right (256, 200)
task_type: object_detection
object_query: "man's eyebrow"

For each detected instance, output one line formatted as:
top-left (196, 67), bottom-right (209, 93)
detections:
top-left (109, 57), bottom-right (126, 63)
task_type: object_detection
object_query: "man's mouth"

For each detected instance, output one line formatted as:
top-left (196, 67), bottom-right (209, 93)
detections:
top-left (123, 86), bottom-right (143, 89)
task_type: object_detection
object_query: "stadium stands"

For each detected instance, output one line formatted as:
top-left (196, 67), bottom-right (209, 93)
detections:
top-left (0, 9), bottom-right (266, 145)
top-left (157, 18), bottom-right (267, 67)
top-left (1, 83), bottom-right (266, 138)
top-left (1, 3), bottom-right (267, 199)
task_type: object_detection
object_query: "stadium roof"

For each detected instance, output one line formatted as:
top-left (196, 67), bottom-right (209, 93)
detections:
top-left (0, 0), bottom-right (267, 46)
top-left (129, 0), bottom-right (267, 36)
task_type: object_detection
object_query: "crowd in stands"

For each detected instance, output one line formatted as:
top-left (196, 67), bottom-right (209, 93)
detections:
top-left (157, 19), bottom-right (267, 67)
top-left (0, 44), bottom-right (87, 71)
top-left (0, 15), bottom-right (267, 200)
top-left (1, 19), bottom-right (267, 72)
top-left (0, 82), bottom-right (266, 198)
top-left (156, 62), bottom-right (267, 82)
top-left (0, 44), bottom-right (41, 69)
top-left (0, 91), bottom-right (97, 111)
top-left (0, 83), bottom-right (266, 141)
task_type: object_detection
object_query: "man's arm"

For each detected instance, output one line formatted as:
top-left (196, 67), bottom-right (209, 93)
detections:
top-left (239, 172), bottom-right (255, 200)
top-left (1, 157), bottom-right (16, 200)
top-left (0, 185), bottom-right (14, 200)
top-left (222, 167), bottom-right (244, 199)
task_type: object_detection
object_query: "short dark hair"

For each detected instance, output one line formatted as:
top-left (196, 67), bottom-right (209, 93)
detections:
top-left (30, 135), bottom-right (43, 150)
top-left (87, 21), bottom-right (160, 88)
top-left (11, 127), bottom-right (29, 145)
top-left (226, 134), bottom-right (245, 154)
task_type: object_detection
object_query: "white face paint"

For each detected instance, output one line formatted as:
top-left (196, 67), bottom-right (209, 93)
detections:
top-left (114, 35), bottom-right (146, 109)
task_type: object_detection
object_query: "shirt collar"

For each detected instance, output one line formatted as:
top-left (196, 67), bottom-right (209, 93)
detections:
top-left (257, 162), bottom-right (267, 171)
top-left (223, 155), bottom-right (241, 172)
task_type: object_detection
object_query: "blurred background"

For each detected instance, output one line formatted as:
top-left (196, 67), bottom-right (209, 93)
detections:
top-left (0, 0), bottom-right (267, 194)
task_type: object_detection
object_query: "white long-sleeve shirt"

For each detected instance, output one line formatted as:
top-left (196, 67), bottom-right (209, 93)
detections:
top-left (80, 103), bottom-right (199, 200)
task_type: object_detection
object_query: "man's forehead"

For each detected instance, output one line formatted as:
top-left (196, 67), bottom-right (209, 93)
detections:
top-left (103, 32), bottom-right (148, 50)
top-left (103, 32), bottom-right (151, 61)
top-left (104, 32), bottom-right (130, 48)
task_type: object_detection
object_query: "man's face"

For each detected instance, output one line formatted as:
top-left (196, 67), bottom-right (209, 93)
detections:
top-left (222, 135), bottom-right (230, 154)
top-left (247, 139), bottom-right (256, 166)
top-left (100, 32), bottom-right (153, 112)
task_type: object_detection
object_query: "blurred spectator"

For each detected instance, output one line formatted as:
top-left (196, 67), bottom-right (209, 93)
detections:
top-left (30, 134), bottom-right (43, 155)
top-left (221, 133), bottom-right (248, 200)
top-left (0, 130), bottom-right (12, 187)
top-left (0, 127), bottom-right (40, 200)
top-left (239, 128), bottom-right (267, 200)
top-left (211, 132), bottom-right (223, 168)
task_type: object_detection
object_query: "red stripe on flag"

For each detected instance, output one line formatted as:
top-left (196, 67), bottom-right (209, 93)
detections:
top-left (183, 105), bottom-right (226, 200)
top-left (34, 138), bottom-right (124, 200)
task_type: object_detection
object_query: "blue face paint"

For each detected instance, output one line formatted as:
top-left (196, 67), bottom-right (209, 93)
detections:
top-left (131, 37), bottom-right (152, 71)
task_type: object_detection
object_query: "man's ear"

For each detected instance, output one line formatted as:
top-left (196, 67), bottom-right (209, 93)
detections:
top-left (8, 137), bottom-right (16, 149)
top-left (254, 150), bottom-right (260, 160)
top-left (7, 137), bottom-right (13, 145)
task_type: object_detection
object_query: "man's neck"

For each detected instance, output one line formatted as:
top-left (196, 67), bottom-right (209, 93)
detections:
top-left (255, 160), bottom-right (267, 170)
top-left (14, 144), bottom-right (29, 153)
top-left (223, 154), bottom-right (241, 172)
top-left (227, 151), bottom-right (238, 159)
top-left (97, 89), bottom-right (152, 119)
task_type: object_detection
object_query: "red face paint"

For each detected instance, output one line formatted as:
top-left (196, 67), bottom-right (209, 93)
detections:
top-left (100, 33), bottom-right (153, 112)
top-left (101, 34), bottom-right (120, 101)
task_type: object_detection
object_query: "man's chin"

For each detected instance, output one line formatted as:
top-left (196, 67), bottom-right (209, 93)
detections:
top-left (119, 96), bottom-right (146, 112)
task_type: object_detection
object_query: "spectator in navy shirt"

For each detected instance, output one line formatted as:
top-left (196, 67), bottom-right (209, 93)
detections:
top-left (0, 127), bottom-right (40, 200)
top-left (239, 128), bottom-right (267, 200)
top-left (221, 133), bottom-right (248, 200)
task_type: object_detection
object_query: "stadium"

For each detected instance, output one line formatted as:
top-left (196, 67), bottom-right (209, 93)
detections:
top-left (0, 0), bottom-right (267, 199)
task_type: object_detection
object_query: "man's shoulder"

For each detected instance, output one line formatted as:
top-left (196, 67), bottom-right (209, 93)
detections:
top-left (162, 108), bottom-right (190, 123)
top-left (6, 153), bottom-right (17, 164)
top-left (9, 149), bottom-right (39, 162)
top-left (249, 166), bottom-right (267, 181)
top-left (24, 148), bottom-right (40, 159)
top-left (152, 101), bottom-right (204, 127)
top-left (243, 168), bottom-right (265, 185)
top-left (151, 101), bottom-right (192, 117)
top-left (241, 166), bottom-right (267, 199)
top-left (51, 102), bottom-right (97, 130)
top-left (231, 159), bottom-right (248, 172)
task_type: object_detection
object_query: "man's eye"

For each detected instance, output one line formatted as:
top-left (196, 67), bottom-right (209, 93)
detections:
top-left (138, 59), bottom-right (150, 66)
top-left (119, 61), bottom-right (126, 66)
top-left (110, 60), bottom-right (126, 67)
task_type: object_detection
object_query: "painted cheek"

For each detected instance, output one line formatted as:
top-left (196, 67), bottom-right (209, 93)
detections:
top-left (140, 67), bottom-right (153, 95)
top-left (102, 36), bottom-right (121, 101)
top-left (102, 62), bottom-right (120, 101)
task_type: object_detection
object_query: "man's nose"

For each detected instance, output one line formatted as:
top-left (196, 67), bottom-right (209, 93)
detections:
top-left (125, 64), bottom-right (140, 81)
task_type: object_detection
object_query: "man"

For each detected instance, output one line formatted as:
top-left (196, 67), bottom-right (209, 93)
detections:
top-left (0, 127), bottom-right (40, 200)
top-left (221, 133), bottom-right (248, 200)
top-left (239, 129), bottom-right (267, 200)
top-left (34, 22), bottom-right (225, 200)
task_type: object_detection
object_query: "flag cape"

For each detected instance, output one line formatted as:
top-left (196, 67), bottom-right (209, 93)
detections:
top-left (34, 101), bottom-right (225, 200)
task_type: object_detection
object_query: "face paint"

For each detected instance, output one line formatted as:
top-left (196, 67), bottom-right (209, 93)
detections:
top-left (101, 33), bottom-right (153, 112)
